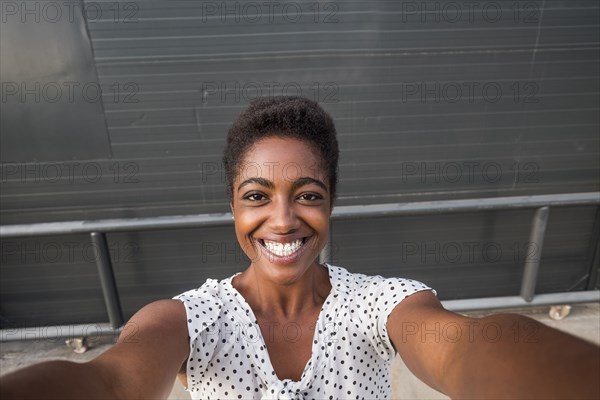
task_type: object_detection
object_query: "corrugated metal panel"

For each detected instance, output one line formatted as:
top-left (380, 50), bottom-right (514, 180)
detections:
top-left (1, 1), bottom-right (598, 327)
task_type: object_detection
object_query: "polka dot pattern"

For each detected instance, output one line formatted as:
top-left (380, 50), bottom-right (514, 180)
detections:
top-left (173, 264), bottom-right (434, 399)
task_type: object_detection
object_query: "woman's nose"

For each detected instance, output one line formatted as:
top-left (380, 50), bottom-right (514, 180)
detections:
top-left (270, 198), bottom-right (299, 233)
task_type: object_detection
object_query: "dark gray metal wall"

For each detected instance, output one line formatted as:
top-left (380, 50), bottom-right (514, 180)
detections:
top-left (1, 1), bottom-right (599, 327)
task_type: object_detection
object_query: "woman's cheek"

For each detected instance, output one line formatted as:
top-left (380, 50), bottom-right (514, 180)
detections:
top-left (241, 241), bottom-right (260, 263)
top-left (234, 220), bottom-right (260, 261)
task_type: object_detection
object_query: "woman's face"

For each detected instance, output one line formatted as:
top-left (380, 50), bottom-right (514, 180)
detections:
top-left (231, 136), bottom-right (331, 285)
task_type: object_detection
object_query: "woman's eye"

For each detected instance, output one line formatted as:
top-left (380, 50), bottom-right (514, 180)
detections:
top-left (244, 193), bottom-right (266, 201)
top-left (298, 193), bottom-right (322, 201)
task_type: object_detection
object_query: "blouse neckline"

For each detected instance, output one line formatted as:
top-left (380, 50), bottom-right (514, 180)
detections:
top-left (221, 264), bottom-right (339, 391)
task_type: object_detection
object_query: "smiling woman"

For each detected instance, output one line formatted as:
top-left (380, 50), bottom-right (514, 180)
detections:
top-left (172, 98), bottom-right (435, 398)
top-left (1, 97), bottom-right (598, 400)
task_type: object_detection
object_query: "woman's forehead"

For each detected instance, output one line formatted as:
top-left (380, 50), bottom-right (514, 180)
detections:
top-left (236, 137), bottom-right (327, 181)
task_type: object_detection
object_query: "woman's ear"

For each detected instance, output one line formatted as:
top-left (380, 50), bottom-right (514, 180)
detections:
top-left (230, 202), bottom-right (234, 219)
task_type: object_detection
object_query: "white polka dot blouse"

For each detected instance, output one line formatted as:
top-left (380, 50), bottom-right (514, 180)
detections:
top-left (173, 264), bottom-right (434, 400)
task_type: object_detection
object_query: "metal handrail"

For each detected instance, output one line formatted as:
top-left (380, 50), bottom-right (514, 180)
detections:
top-left (1, 192), bottom-right (599, 341)
top-left (1, 192), bottom-right (598, 238)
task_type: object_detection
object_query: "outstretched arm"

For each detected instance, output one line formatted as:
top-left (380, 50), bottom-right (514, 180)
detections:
top-left (388, 291), bottom-right (600, 399)
top-left (0, 299), bottom-right (189, 400)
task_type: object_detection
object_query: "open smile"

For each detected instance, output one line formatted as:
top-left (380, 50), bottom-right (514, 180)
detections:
top-left (256, 237), bottom-right (310, 263)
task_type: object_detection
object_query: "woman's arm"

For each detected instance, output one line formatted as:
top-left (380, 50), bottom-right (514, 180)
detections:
top-left (387, 291), bottom-right (600, 399)
top-left (0, 299), bottom-right (189, 400)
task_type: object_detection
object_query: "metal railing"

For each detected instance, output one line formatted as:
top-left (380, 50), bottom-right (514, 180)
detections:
top-left (1, 192), bottom-right (599, 341)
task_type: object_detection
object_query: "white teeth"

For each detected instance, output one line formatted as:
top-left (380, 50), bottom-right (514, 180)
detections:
top-left (262, 239), bottom-right (303, 257)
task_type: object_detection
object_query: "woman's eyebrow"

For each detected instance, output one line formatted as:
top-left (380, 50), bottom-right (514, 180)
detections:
top-left (291, 177), bottom-right (328, 192)
top-left (237, 177), bottom-right (274, 192)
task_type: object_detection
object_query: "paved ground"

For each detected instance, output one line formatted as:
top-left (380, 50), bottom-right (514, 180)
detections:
top-left (1, 302), bottom-right (598, 399)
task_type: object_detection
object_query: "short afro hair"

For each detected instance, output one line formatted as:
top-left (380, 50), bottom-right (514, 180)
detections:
top-left (223, 96), bottom-right (339, 203)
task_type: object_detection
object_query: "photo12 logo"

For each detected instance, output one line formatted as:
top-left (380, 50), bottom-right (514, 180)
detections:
top-left (199, 320), bottom-right (339, 344)
top-left (400, 1), bottom-right (541, 24)
top-left (400, 241), bottom-right (541, 264)
top-left (0, 162), bottom-right (140, 184)
top-left (0, 323), bottom-right (125, 342)
top-left (199, 161), bottom-right (329, 185)
top-left (1, 1), bottom-right (139, 23)
top-left (399, 81), bottom-right (540, 104)
top-left (1, 82), bottom-right (139, 104)
top-left (1, 240), bottom-right (139, 264)
top-left (398, 161), bottom-right (540, 185)
top-left (200, 240), bottom-right (324, 265)
top-left (400, 320), bottom-right (540, 344)
top-left (200, 81), bottom-right (339, 105)
top-left (197, 1), bottom-right (339, 23)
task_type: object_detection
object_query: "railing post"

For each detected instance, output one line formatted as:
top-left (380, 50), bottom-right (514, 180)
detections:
top-left (91, 232), bottom-right (124, 329)
top-left (520, 207), bottom-right (550, 302)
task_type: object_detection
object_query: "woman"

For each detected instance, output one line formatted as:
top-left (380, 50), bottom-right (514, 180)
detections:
top-left (1, 96), bottom-right (598, 399)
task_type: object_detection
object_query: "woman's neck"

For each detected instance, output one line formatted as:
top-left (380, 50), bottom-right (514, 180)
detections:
top-left (233, 263), bottom-right (331, 319)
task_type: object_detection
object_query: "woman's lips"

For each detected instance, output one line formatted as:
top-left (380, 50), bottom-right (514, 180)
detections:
top-left (256, 237), bottom-right (310, 264)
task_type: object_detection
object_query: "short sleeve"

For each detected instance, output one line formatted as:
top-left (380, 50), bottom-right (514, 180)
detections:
top-left (173, 280), bottom-right (223, 388)
top-left (355, 275), bottom-right (435, 361)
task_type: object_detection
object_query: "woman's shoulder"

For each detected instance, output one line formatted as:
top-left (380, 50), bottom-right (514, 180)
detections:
top-left (327, 263), bottom-right (429, 286)
top-left (173, 271), bottom-right (241, 300)
top-left (326, 263), bottom-right (435, 299)
top-left (174, 277), bottom-right (221, 300)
